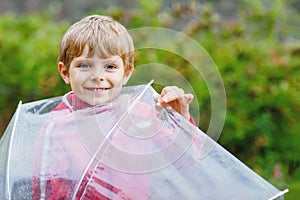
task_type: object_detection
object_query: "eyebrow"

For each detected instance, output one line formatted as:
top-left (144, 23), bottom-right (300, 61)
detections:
top-left (72, 58), bottom-right (90, 65)
top-left (73, 56), bottom-right (121, 64)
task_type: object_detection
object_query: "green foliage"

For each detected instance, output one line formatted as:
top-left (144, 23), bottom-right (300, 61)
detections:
top-left (0, 13), bottom-right (70, 131)
top-left (0, 0), bottom-right (300, 198)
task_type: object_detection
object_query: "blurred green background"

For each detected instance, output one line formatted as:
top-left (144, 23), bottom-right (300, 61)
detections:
top-left (0, 0), bottom-right (299, 198)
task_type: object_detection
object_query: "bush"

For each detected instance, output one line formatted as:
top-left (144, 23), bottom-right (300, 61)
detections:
top-left (0, 13), bottom-right (70, 133)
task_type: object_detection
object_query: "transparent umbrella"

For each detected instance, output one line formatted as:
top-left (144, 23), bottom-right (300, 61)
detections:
top-left (0, 81), bottom-right (288, 199)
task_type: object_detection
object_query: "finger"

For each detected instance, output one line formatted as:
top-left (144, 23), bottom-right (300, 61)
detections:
top-left (160, 86), bottom-right (183, 96)
top-left (160, 86), bottom-right (184, 103)
top-left (160, 92), bottom-right (181, 103)
top-left (160, 86), bottom-right (172, 97)
top-left (183, 93), bottom-right (194, 104)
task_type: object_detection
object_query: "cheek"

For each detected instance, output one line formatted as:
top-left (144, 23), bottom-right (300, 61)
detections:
top-left (115, 77), bottom-right (126, 87)
top-left (108, 73), bottom-right (125, 86)
top-left (70, 71), bottom-right (88, 84)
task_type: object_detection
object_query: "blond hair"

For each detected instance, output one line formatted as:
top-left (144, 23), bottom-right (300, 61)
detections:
top-left (58, 15), bottom-right (134, 74)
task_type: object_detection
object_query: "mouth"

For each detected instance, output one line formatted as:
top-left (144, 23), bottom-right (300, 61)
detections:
top-left (86, 87), bottom-right (110, 91)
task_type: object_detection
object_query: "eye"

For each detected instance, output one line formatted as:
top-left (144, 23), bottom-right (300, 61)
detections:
top-left (105, 64), bottom-right (117, 71)
top-left (79, 63), bottom-right (91, 69)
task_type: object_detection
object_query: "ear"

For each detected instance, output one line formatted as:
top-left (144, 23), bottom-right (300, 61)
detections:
top-left (122, 66), bottom-right (134, 85)
top-left (58, 62), bottom-right (70, 84)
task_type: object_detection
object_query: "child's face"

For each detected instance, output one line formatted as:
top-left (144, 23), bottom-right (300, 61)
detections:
top-left (59, 46), bottom-right (132, 106)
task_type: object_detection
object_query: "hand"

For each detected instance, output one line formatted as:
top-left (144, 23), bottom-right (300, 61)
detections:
top-left (153, 86), bottom-right (194, 120)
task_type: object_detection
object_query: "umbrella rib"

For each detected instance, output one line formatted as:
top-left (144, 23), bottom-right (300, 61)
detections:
top-left (6, 101), bottom-right (22, 199)
top-left (267, 189), bottom-right (289, 200)
top-left (73, 80), bottom-right (154, 199)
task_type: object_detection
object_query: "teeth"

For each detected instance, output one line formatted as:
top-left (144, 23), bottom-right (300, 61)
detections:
top-left (94, 88), bottom-right (105, 91)
top-left (86, 87), bottom-right (109, 91)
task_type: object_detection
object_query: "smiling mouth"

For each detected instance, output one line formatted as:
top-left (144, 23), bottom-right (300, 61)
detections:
top-left (86, 87), bottom-right (110, 91)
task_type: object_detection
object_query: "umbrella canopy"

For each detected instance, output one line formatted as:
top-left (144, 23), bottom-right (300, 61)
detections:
top-left (0, 82), bottom-right (287, 199)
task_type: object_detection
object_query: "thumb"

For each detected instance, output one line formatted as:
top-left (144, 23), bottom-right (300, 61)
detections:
top-left (153, 93), bottom-right (160, 101)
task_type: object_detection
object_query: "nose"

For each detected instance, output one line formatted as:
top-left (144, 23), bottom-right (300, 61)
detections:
top-left (90, 67), bottom-right (105, 81)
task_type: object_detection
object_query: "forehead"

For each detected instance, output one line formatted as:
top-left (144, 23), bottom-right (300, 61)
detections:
top-left (72, 46), bottom-right (122, 63)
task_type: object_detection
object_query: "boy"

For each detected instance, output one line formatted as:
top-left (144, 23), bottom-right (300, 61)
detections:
top-left (57, 14), bottom-right (194, 119)
top-left (33, 15), bottom-right (196, 199)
